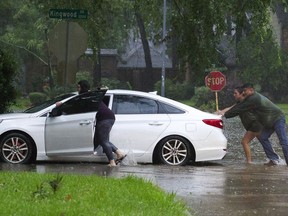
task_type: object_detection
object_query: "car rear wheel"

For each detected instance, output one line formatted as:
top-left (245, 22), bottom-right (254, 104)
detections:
top-left (0, 133), bottom-right (36, 164)
top-left (158, 136), bottom-right (191, 166)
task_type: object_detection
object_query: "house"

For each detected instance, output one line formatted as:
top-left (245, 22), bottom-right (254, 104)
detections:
top-left (116, 40), bottom-right (173, 90)
top-left (80, 41), bottom-right (173, 91)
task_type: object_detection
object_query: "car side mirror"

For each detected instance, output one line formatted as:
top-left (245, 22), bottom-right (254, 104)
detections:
top-left (50, 107), bottom-right (62, 117)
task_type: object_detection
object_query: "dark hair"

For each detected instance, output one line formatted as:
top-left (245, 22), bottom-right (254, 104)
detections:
top-left (78, 80), bottom-right (90, 94)
top-left (234, 86), bottom-right (243, 94)
top-left (241, 83), bottom-right (254, 89)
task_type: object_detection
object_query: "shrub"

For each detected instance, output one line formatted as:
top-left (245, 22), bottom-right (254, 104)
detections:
top-left (29, 92), bottom-right (47, 106)
top-left (76, 70), bottom-right (92, 83)
top-left (43, 86), bottom-right (69, 99)
top-left (154, 79), bottom-right (194, 100)
top-left (190, 86), bottom-right (216, 112)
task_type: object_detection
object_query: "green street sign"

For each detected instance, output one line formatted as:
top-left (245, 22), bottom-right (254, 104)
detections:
top-left (49, 9), bottom-right (88, 19)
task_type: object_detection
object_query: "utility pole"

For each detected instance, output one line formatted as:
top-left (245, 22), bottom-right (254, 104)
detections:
top-left (161, 0), bottom-right (167, 97)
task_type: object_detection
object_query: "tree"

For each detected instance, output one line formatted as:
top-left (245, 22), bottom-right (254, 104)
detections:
top-left (0, 0), bottom-right (133, 90)
top-left (29, 0), bottom-right (133, 87)
top-left (134, 4), bottom-right (153, 91)
top-left (0, 48), bottom-right (18, 113)
top-left (1, 0), bottom-right (288, 96)
top-left (231, 1), bottom-right (288, 100)
top-left (0, 0), bottom-right (49, 92)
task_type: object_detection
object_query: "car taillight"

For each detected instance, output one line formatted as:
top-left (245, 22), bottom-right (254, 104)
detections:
top-left (202, 119), bottom-right (223, 129)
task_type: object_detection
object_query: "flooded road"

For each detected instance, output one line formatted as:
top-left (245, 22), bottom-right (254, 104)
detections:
top-left (1, 117), bottom-right (288, 215)
top-left (1, 161), bottom-right (287, 215)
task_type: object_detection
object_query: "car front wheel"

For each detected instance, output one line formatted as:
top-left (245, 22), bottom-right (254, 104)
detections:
top-left (0, 133), bottom-right (36, 164)
top-left (158, 136), bottom-right (191, 166)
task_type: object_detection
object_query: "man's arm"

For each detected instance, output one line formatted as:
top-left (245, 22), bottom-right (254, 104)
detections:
top-left (224, 99), bottom-right (255, 118)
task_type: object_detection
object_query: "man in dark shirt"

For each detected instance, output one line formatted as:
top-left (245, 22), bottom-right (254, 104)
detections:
top-left (224, 83), bottom-right (288, 166)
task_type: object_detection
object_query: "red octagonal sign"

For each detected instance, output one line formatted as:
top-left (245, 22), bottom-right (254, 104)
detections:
top-left (205, 71), bottom-right (226, 92)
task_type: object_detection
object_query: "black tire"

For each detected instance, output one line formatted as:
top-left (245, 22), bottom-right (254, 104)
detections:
top-left (158, 136), bottom-right (192, 166)
top-left (0, 133), bottom-right (35, 164)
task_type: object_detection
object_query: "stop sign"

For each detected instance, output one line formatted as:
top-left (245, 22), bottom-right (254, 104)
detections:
top-left (205, 71), bottom-right (226, 92)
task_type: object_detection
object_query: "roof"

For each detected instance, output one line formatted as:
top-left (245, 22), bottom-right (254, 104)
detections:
top-left (117, 42), bottom-right (172, 69)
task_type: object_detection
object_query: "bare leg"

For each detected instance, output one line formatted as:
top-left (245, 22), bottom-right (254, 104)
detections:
top-left (109, 159), bottom-right (117, 166)
top-left (241, 131), bottom-right (259, 164)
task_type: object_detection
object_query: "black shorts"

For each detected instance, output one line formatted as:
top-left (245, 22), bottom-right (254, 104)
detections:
top-left (244, 121), bottom-right (263, 133)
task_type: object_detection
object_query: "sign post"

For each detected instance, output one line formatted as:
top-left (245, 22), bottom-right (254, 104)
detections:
top-left (205, 71), bottom-right (226, 111)
top-left (49, 9), bottom-right (88, 89)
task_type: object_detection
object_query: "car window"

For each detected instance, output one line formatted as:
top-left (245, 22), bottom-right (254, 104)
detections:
top-left (60, 90), bottom-right (106, 115)
top-left (112, 95), bottom-right (158, 114)
top-left (103, 95), bottom-right (110, 106)
top-left (24, 93), bottom-right (76, 113)
top-left (158, 102), bottom-right (185, 114)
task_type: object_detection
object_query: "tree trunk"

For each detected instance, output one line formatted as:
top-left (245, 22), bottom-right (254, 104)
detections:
top-left (135, 11), bottom-right (153, 91)
top-left (93, 46), bottom-right (102, 88)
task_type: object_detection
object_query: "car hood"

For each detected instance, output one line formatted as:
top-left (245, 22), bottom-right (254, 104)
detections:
top-left (0, 113), bottom-right (33, 120)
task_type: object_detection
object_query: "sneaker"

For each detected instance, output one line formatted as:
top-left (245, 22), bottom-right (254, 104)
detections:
top-left (264, 160), bottom-right (279, 166)
top-left (93, 151), bottom-right (97, 156)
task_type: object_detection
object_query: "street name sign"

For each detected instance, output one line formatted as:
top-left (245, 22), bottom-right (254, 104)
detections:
top-left (49, 9), bottom-right (88, 19)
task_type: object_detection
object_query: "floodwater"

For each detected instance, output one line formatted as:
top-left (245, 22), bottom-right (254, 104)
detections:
top-left (1, 117), bottom-right (288, 215)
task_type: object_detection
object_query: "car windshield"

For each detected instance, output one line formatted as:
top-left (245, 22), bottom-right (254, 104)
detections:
top-left (24, 93), bottom-right (76, 113)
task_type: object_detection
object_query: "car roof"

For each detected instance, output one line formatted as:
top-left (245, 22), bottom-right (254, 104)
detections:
top-left (106, 89), bottom-right (173, 102)
top-left (106, 89), bottom-right (201, 113)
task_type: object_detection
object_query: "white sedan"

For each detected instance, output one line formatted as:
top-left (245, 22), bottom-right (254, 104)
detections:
top-left (0, 89), bottom-right (227, 165)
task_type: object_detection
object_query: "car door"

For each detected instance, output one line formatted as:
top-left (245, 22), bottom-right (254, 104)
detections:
top-left (45, 90), bottom-right (106, 155)
top-left (110, 94), bottom-right (171, 156)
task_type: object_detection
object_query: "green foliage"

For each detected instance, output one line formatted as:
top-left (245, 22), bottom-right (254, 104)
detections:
top-left (8, 96), bottom-right (31, 112)
top-left (236, 27), bottom-right (288, 101)
top-left (29, 92), bottom-right (47, 106)
top-left (170, 0), bottom-right (230, 74)
top-left (0, 171), bottom-right (188, 215)
top-left (43, 85), bottom-right (68, 99)
top-left (32, 174), bottom-right (63, 199)
top-left (1, 0), bottom-right (287, 97)
top-left (48, 174), bottom-right (63, 194)
top-left (101, 77), bottom-right (131, 89)
top-left (0, 48), bottom-right (18, 113)
top-left (75, 71), bottom-right (92, 85)
top-left (0, 0), bottom-right (46, 56)
top-left (32, 182), bottom-right (51, 199)
top-left (190, 86), bottom-right (216, 112)
top-left (31, 0), bottom-right (132, 52)
top-left (154, 79), bottom-right (194, 100)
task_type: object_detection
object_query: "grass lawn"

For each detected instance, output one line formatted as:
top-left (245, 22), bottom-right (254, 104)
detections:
top-left (0, 171), bottom-right (189, 216)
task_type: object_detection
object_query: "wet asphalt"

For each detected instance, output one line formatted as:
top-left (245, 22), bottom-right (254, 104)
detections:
top-left (1, 117), bottom-right (288, 216)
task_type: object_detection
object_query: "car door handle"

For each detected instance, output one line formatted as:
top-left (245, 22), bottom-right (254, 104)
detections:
top-left (79, 120), bottom-right (92, 125)
top-left (149, 122), bottom-right (164, 126)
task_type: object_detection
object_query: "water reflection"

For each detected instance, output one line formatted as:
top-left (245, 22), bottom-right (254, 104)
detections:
top-left (0, 163), bottom-right (37, 172)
